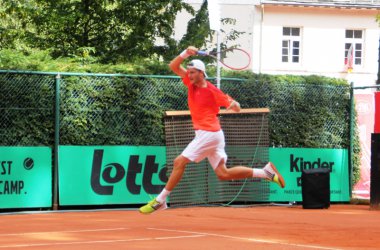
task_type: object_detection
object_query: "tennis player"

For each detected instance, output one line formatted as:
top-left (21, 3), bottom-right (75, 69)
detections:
top-left (139, 46), bottom-right (285, 214)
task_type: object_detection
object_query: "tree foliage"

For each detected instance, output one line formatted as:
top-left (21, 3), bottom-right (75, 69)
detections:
top-left (162, 0), bottom-right (245, 61)
top-left (0, 0), bottom-right (244, 65)
top-left (0, 0), bottom-right (194, 62)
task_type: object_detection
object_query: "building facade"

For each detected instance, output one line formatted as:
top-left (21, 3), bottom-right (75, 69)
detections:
top-left (177, 0), bottom-right (380, 86)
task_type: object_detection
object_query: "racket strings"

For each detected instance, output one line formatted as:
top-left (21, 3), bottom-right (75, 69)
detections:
top-left (200, 47), bottom-right (251, 70)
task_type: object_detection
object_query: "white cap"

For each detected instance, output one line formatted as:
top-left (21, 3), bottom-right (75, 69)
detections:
top-left (187, 59), bottom-right (208, 78)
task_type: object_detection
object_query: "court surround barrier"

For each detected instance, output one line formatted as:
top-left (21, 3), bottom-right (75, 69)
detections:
top-left (350, 85), bottom-right (380, 208)
top-left (0, 70), bottom-right (354, 209)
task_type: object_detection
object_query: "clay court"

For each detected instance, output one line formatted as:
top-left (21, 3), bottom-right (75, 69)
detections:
top-left (0, 204), bottom-right (379, 250)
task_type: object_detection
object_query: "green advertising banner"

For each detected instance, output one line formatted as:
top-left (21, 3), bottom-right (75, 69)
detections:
top-left (58, 146), bottom-right (349, 206)
top-left (268, 148), bottom-right (349, 202)
top-left (58, 146), bottom-right (167, 206)
top-left (0, 147), bottom-right (52, 209)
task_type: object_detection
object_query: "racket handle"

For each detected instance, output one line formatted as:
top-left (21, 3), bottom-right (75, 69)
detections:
top-left (197, 50), bottom-right (209, 56)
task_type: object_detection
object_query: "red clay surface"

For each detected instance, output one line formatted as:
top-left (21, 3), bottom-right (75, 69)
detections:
top-left (0, 205), bottom-right (379, 250)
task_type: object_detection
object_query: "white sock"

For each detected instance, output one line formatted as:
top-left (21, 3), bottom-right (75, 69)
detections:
top-left (252, 168), bottom-right (268, 179)
top-left (156, 188), bottom-right (171, 203)
top-left (263, 162), bottom-right (271, 171)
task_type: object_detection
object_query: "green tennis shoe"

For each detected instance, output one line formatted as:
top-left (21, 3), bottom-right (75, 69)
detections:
top-left (139, 198), bottom-right (167, 214)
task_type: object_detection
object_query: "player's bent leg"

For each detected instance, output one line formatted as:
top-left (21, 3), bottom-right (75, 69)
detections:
top-left (139, 155), bottom-right (190, 214)
top-left (165, 155), bottom-right (190, 191)
top-left (214, 160), bottom-right (253, 181)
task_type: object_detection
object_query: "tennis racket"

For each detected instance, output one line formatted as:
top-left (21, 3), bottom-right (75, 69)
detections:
top-left (197, 47), bottom-right (251, 70)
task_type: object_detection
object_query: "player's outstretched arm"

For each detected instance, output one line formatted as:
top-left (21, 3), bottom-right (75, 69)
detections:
top-left (169, 46), bottom-right (198, 78)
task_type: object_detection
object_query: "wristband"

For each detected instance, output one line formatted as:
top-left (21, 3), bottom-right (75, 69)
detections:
top-left (179, 50), bottom-right (190, 59)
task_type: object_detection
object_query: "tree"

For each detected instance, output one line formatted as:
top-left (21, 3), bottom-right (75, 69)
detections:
top-left (0, 0), bottom-right (243, 65)
top-left (0, 0), bottom-right (194, 63)
top-left (0, 0), bottom-right (37, 50)
top-left (161, 0), bottom-right (245, 62)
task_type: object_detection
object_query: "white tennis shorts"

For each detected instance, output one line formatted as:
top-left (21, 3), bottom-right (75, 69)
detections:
top-left (181, 130), bottom-right (227, 170)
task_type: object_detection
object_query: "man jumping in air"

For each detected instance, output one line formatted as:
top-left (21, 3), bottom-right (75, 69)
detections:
top-left (139, 46), bottom-right (285, 214)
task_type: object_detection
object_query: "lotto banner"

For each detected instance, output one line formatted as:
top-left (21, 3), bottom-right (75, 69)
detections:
top-left (58, 146), bottom-right (167, 206)
top-left (268, 148), bottom-right (350, 202)
top-left (0, 147), bottom-right (52, 208)
top-left (58, 146), bottom-right (349, 205)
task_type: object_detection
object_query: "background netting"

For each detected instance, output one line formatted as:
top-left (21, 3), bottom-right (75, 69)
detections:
top-left (164, 109), bottom-right (270, 207)
top-left (0, 73), bottom-right (55, 146)
top-left (0, 71), bottom-right (350, 149)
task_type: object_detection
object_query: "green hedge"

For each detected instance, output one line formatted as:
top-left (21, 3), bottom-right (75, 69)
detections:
top-left (59, 75), bottom-right (187, 145)
top-left (0, 73), bottom-right (55, 145)
top-left (221, 74), bottom-right (350, 147)
top-left (0, 70), bottom-right (360, 185)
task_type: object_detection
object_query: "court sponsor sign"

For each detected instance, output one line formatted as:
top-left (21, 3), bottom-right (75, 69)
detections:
top-left (353, 93), bottom-right (374, 199)
top-left (59, 146), bottom-right (167, 206)
top-left (0, 147), bottom-right (52, 208)
top-left (268, 148), bottom-right (349, 202)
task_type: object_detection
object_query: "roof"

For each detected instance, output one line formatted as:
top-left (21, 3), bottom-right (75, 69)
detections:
top-left (260, 0), bottom-right (380, 9)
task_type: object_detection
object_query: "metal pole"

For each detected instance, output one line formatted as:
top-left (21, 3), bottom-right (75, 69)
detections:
top-left (349, 81), bottom-right (355, 198)
top-left (53, 74), bottom-right (61, 210)
top-left (216, 30), bottom-right (221, 89)
top-left (352, 85), bottom-right (380, 90)
top-left (377, 34), bottom-right (380, 84)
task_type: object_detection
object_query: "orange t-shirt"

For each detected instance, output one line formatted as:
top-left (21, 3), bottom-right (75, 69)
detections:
top-left (182, 74), bottom-right (233, 131)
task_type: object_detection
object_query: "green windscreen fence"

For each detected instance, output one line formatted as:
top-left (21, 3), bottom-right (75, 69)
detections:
top-left (0, 70), bottom-right (353, 208)
top-left (164, 109), bottom-right (270, 207)
top-left (0, 71), bottom-right (351, 149)
top-left (0, 73), bottom-right (55, 146)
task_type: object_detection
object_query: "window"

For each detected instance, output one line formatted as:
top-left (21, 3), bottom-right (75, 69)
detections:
top-left (282, 27), bottom-right (301, 63)
top-left (344, 29), bottom-right (363, 67)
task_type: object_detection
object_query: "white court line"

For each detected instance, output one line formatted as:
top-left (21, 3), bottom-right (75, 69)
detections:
top-left (0, 235), bottom-right (205, 248)
top-left (0, 228), bottom-right (129, 237)
top-left (148, 227), bottom-right (343, 250)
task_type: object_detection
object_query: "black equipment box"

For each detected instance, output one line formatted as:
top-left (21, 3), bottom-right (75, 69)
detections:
top-left (301, 168), bottom-right (330, 209)
top-left (371, 133), bottom-right (380, 209)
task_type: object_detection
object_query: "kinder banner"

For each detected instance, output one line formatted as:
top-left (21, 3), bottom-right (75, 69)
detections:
top-left (269, 148), bottom-right (349, 202)
top-left (0, 147), bottom-right (52, 208)
top-left (59, 146), bottom-right (167, 206)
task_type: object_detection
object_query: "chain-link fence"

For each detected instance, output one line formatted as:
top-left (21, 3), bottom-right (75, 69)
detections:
top-left (0, 70), bottom-right (352, 149)
top-left (0, 72), bottom-right (55, 146)
top-left (0, 70), bottom-right (356, 207)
